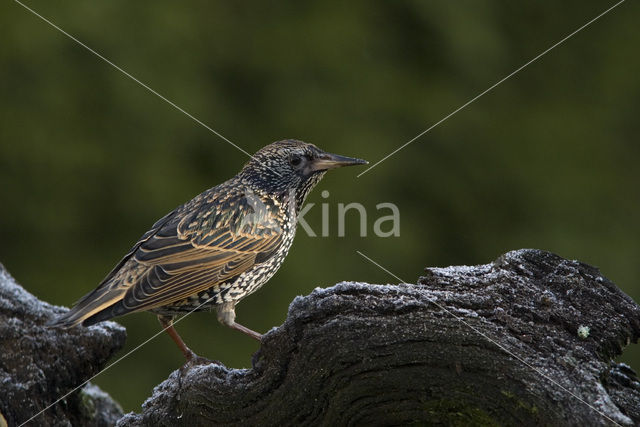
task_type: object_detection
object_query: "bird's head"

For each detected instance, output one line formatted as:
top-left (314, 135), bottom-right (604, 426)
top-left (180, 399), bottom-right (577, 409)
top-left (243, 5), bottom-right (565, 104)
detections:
top-left (239, 139), bottom-right (367, 210)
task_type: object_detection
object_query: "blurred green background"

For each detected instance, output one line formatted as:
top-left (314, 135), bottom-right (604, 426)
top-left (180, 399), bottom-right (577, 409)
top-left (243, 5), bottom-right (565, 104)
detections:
top-left (1, 0), bottom-right (639, 413)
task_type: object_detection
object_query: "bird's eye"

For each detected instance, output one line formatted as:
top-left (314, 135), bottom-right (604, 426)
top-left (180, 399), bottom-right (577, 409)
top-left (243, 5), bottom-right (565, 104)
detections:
top-left (289, 154), bottom-right (303, 168)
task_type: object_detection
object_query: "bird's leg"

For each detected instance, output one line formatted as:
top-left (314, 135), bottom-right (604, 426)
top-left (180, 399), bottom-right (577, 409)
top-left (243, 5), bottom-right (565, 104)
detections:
top-left (158, 315), bottom-right (197, 361)
top-left (158, 315), bottom-right (219, 369)
top-left (216, 302), bottom-right (263, 341)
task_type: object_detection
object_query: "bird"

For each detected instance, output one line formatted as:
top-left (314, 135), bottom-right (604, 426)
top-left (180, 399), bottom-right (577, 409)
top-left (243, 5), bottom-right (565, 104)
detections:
top-left (50, 139), bottom-right (367, 362)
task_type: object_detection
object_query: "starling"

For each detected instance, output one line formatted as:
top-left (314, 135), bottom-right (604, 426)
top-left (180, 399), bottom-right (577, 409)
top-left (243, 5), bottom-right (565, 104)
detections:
top-left (51, 140), bottom-right (367, 362)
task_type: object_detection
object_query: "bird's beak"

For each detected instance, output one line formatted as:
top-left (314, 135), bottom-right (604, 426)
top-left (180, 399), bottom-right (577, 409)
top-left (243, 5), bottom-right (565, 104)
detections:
top-left (310, 152), bottom-right (368, 172)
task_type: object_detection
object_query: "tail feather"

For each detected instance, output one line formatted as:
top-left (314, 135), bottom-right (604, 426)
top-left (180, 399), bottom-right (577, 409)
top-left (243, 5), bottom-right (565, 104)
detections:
top-left (81, 301), bottom-right (130, 326)
top-left (48, 285), bottom-right (129, 328)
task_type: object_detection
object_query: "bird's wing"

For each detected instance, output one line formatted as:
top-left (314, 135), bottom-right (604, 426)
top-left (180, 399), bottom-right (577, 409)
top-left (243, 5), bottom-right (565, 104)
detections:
top-left (118, 189), bottom-right (284, 312)
top-left (49, 208), bottom-right (179, 327)
top-left (99, 209), bottom-right (178, 287)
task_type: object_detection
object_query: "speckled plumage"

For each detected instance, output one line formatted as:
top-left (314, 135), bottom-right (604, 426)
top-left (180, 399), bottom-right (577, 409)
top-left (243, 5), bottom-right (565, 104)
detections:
top-left (51, 139), bottom-right (366, 361)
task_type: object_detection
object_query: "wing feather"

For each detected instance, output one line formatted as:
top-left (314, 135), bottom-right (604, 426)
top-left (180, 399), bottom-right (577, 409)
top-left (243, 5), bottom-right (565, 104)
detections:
top-left (51, 186), bottom-right (285, 327)
top-left (118, 189), bottom-right (284, 313)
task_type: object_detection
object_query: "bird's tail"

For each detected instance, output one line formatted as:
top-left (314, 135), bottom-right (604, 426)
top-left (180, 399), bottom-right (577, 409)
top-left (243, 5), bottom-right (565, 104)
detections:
top-left (48, 285), bottom-right (128, 328)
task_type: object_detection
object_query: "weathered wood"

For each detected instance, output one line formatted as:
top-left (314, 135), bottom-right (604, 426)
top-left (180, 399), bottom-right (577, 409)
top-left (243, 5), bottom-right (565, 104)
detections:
top-left (0, 264), bottom-right (126, 426)
top-left (2, 250), bottom-right (638, 425)
top-left (115, 250), bottom-right (640, 426)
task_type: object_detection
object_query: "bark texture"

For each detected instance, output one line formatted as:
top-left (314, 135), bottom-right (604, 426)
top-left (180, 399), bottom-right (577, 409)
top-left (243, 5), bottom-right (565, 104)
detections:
top-left (0, 264), bottom-right (126, 426)
top-left (116, 249), bottom-right (640, 426)
top-left (2, 250), bottom-right (639, 426)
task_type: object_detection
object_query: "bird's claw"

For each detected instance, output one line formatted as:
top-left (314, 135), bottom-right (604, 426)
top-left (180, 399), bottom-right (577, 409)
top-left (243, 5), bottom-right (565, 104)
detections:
top-left (180, 351), bottom-right (220, 374)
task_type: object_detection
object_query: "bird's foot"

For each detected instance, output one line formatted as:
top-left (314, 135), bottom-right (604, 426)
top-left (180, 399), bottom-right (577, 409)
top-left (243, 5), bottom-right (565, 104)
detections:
top-left (180, 350), bottom-right (220, 374)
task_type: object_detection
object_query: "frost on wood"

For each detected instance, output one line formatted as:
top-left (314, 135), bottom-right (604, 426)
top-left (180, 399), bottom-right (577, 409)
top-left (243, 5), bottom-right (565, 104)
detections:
top-left (118, 249), bottom-right (640, 426)
top-left (0, 263), bottom-right (126, 426)
top-left (1, 250), bottom-right (638, 425)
